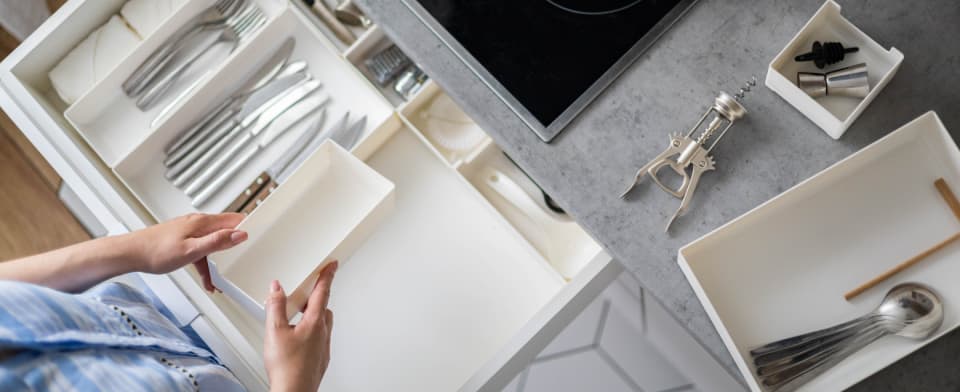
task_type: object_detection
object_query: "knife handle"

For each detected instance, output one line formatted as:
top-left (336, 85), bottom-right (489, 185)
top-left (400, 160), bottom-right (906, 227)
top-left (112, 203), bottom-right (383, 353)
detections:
top-left (167, 119), bottom-right (237, 183)
top-left (192, 144), bottom-right (260, 207)
top-left (165, 99), bottom-right (231, 155)
top-left (186, 131), bottom-right (254, 196)
top-left (171, 121), bottom-right (243, 186)
top-left (240, 178), bottom-right (279, 215)
top-left (309, 3), bottom-right (356, 45)
top-left (165, 104), bottom-right (237, 166)
top-left (225, 172), bottom-right (271, 213)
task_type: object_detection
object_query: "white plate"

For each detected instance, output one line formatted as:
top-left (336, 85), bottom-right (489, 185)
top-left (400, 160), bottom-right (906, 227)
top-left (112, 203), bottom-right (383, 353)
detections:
top-left (679, 112), bottom-right (960, 391)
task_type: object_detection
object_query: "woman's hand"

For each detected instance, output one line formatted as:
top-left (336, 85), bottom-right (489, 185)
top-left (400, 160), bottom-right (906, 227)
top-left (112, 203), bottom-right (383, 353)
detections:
top-left (0, 213), bottom-right (248, 293)
top-left (264, 261), bottom-right (337, 392)
top-left (126, 213), bottom-right (248, 292)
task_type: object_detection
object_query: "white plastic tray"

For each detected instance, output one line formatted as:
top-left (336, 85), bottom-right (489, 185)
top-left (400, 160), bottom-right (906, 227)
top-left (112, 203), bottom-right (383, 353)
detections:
top-left (63, 0), bottom-right (288, 166)
top-left (209, 140), bottom-right (395, 321)
top-left (679, 112), bottom-right (960, 391)
top-left (765, 0), bottom-right (903, 139)
top-left (114, 6), bottom-right (393, 219)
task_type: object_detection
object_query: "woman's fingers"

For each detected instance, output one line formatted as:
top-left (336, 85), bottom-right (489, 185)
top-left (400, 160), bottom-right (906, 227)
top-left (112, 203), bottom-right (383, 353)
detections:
top-left (324, 309), bottom-right (333, 358)
top-left (303, 261), bottom-right (338, 321)
top-left (266, 280), bottom-right (290, 330)
top-left (186, 228), bottom-right (247, 259)
top-left (188, 212), bottom-right (246, 235)
top-left (192, 257), bottom-right (218, 293)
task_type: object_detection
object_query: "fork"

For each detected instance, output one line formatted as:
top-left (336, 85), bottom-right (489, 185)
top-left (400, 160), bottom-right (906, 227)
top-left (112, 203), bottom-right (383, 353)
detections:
top-left (136, 2), bottom-right (267, 110)
top-left (123, 0), bottom-right (241, 97)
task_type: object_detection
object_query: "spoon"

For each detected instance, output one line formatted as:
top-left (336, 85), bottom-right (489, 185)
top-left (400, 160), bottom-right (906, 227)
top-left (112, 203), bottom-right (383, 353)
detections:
top-left (749, 283), bottom-right (944, 391)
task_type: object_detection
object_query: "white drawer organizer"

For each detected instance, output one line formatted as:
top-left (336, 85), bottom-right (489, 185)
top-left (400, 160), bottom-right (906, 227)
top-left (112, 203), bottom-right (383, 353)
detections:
top-left (0, 0), bottom-right (619, 391)
top-left (765, 0), bottom-right (903, 139)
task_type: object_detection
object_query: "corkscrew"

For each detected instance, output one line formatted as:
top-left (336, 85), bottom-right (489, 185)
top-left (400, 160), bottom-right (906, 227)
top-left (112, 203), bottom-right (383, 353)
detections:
top-left (620, 77), bottom-right (756, 232)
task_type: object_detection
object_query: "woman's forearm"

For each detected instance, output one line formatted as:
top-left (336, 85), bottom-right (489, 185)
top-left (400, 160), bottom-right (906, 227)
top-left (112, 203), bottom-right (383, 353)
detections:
top-left (0, 234), bottom-right (139, 292)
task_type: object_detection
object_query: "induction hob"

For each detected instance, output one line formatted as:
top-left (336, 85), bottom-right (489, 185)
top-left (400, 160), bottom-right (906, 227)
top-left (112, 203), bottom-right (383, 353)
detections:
top-left (401, 0), bottom-right (697, 142)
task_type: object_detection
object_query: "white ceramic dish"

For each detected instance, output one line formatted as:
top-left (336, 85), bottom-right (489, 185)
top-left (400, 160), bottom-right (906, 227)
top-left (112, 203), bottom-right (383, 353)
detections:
top-left (678, 112), bottom-right (960, 391)
top-left (209, 140), bottom-right (395, 322)
top-left (765, 0), bottom-right (903, 139)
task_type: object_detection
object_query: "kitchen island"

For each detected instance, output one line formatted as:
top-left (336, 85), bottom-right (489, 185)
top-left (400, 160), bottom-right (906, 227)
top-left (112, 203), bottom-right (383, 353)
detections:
top-left (355, 0), bottom-right (960, 389)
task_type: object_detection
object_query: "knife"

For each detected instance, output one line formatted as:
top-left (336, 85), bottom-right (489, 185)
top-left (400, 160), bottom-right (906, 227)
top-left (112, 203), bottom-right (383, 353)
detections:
top-left (165, 61), bottom-right (307, 169)
top-left (223, 109), bottom-right (329, 213)
top-left (233, 112), bottom-right (367, 214)
top-left (182, 79), bottom-right (323, 193)
top-left (168, 76), bottom-right (317, 186)
top-left (192, 96), bottom-right (330, 206)
top-left (160, 39), bottom-right (297, 152)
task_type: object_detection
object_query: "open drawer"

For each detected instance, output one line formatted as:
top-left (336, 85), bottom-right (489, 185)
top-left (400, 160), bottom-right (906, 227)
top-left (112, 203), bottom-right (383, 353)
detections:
top-left (0, 0), bottom-right (619, 391)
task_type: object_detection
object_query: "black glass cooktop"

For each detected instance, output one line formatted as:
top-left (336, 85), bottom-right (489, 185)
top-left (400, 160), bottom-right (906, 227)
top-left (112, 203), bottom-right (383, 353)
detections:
top-left (406, 0), bottom-right (695, 142)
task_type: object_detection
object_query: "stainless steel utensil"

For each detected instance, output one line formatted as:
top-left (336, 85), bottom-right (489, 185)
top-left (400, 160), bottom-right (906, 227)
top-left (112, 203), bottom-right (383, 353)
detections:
top-left (331, 114), bottom-right (365, 150)
top-left (136, 3), bottom-right (267, 110)
top-left (749, 283), bottom-right (944, 391)
top-left (365, 45), bottom-right (411, 86)
top-left (163, 39), bottom-right (297, 157)
top-left (334, 0), bottom-right (371, 27)
top-left (162, 55), bottom-right (303, 164)
top-left (184, 84), bottom-right (325, 196)
top-left (224, 109), bottom-right (329, 212)
top-left (192, 96), bottom-right (330, 206)
top-left (305, 0), bottom-right (356, 45)
top-left (123, 0), bottom-right (242, 97)
top-left (394, 65), bottom-right (428, 100)
top-left (620, 77), bottom-right (755, 232)
top-left (165, 71), bottom-right (310, 182)
top-left (226, 112), bottom-right (366, 213)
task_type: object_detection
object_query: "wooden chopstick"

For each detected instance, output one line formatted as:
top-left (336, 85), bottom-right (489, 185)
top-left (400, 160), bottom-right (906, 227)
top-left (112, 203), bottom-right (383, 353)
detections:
top-left (935, 178), bottom-right (960, 221)
top-left (844, 178), bottom-right (960, 301)
top-left (844, 231), bottom-right (960, 300)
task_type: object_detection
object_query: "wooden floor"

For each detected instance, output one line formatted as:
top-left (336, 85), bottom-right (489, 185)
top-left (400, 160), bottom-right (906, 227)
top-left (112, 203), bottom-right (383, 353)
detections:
top-left (0, 7), bottom-right (90, 261)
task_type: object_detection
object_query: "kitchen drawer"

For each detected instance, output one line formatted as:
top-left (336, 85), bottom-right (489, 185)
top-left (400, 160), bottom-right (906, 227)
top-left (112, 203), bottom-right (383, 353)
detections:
top-left (0, 1), bottom-right (620, 391)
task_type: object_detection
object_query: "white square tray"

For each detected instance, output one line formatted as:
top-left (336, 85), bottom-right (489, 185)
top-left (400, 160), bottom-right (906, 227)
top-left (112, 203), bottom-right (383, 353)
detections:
top-left (765, 0), bottom-right (903, 139)
top-left (679, 112), bottom-right (960, 391)
top-left (209, 140), bottom-right (395, 321)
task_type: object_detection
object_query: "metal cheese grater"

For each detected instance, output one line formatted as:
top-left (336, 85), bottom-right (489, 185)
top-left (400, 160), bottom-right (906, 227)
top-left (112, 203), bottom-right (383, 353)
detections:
top-left (365, 45), bottom-right (412, 86)
top-left (620, 78), bottom-right (756, 232)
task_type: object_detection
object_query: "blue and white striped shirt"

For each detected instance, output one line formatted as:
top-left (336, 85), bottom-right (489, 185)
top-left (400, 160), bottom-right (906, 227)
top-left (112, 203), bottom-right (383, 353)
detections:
top-left (0, 280), bottom-right (246, 391)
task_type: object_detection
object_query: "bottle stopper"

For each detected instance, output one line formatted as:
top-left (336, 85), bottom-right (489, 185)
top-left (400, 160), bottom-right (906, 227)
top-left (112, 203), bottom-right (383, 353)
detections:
top-left (794, 41), bottom-right (859, 69)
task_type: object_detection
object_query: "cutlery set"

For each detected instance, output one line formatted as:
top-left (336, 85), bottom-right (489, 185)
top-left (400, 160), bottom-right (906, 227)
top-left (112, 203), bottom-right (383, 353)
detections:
top-left (749, 283), bottom-right (944, 391)
top-left (123, 0), bottom-right (267, 113)
top-left (224, 112), bottom-right (367, 214)
top-left (158, 37), bottom-right (366, 211)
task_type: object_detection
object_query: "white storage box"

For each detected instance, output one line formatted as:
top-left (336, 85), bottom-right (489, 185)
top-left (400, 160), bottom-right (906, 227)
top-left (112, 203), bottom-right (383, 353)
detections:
top-left (765, 0), bottom-right (903, 139)
top-left (678, 112), bottom-right (960, 391)
top-left (209, 140), bottom-right (395, 321)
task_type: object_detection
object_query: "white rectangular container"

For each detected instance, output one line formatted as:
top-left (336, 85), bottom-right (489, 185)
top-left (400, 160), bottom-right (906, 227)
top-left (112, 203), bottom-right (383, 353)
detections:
top-left (209, 141), bottom-right (395, 322)
top-left (678, 111), bottom-right (960, 391)
top-left (765, 0), bottom-right (903, 139)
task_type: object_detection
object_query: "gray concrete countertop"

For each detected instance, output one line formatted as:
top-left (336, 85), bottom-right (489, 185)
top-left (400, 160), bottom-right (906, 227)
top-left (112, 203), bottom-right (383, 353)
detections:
top-left (355, 0), bottom-right (960, 388)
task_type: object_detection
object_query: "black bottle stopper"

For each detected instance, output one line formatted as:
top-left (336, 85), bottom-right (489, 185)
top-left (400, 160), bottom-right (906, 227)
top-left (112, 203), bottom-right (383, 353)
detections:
top-left (794, 41), bottom-right (859, 69)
